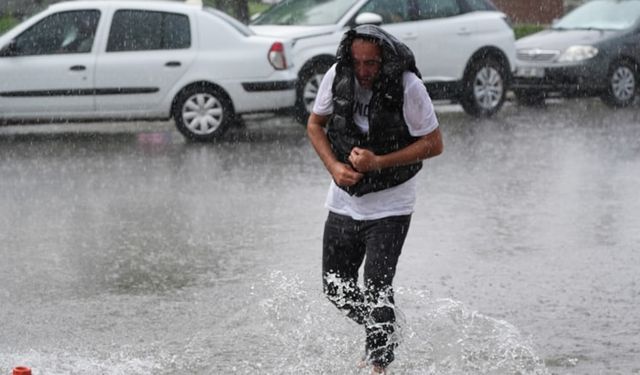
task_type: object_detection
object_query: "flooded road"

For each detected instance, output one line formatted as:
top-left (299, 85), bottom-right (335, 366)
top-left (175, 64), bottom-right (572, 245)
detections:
top-left (1, 100), bottom-right (639, 374)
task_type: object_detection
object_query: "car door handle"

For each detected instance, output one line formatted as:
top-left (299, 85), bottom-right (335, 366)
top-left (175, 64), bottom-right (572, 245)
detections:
top-left (69, 65), bottom-right (86, 71)
top-left (165, 61), bottom-right (181, 67)
top-left (457, 28), bottom-right (472, 36)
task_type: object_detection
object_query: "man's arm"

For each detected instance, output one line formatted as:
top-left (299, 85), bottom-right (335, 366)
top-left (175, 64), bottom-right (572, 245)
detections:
top-left (348, 127), bottom-right (443, 173)
top-left (307, 113), bottom-right (363, 187)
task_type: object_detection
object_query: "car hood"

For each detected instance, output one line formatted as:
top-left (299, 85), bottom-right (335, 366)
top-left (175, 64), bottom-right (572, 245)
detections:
top-left (516, 29), bottom-right (620, 50)
top-left (249, 24), bottom-right (340, 41)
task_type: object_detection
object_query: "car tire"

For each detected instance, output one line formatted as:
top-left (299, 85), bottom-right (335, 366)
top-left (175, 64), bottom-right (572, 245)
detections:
top-left (460, 58), bottom-right (507, 117)
top-left (173, 85), bottom-right (235, 142)
top-left (294, 60), bottom-right (333, 125)
top-left (514, 89), bottom-right (546, 106)
top-left (601, 60), bottom-right (637, 108)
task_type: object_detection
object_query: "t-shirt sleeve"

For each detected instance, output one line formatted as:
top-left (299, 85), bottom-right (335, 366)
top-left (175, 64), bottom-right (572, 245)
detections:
top-left (402, 72), bottom-right (439, 137)
top-left (311, 64), bottom-right (338, 116)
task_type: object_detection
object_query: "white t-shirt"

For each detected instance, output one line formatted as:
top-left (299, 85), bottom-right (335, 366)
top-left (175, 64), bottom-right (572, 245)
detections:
top-left (313, 64), bottom-right (439, 220)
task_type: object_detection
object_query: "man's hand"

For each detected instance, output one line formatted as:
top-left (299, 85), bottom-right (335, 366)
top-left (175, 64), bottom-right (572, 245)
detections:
top-left (347, 128), bottom-right (444, 172)
top-left (330, 161), bottom-right (364, 187)
top-left (307, 113), bottom-right (364, 187)
top-left (348, 147), bottom-right (379, 173)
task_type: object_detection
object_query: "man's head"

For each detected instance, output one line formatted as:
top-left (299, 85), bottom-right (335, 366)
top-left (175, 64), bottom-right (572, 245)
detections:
top-left (335, 24), bottom-right (420, 91)
top-left (350, 37), bottom-right (382, 89)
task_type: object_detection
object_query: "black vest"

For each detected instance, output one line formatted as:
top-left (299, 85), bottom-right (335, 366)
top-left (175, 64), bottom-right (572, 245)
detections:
top-left (326, 63), bottom-right (423, 197)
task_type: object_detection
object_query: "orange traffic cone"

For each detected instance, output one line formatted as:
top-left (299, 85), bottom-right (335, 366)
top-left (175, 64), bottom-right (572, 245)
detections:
top-left (13, 367), bottom-right (32, 375)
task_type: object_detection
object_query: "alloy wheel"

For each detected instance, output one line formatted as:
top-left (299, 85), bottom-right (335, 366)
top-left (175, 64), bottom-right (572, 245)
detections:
top-left (473, 66), bottom-right (504, 111)
top-left (181, 93), bottom-right (223, 135)
top-left (302, 73), bottom-right (325, 114)
top-left (611, 66), bottom-right (636, 103)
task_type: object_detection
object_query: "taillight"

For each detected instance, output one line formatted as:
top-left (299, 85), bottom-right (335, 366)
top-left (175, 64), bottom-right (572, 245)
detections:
top-left (268, 42), bottom-right (287, 70)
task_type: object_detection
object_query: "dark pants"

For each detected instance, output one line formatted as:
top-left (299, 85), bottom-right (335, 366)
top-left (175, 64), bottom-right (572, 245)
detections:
top-left (322, 211), bottom-right (411, 368)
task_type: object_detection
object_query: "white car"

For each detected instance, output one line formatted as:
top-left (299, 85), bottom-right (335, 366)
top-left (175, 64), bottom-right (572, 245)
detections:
top-left (0, 1), bottom-right (297, 141)
top-left (250, 0), bottom-right (517, 121)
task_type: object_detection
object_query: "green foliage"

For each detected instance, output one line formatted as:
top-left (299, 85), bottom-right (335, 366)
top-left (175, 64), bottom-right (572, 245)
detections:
top-left (0, 14), bottom-right (19, 35)
top-left (249, 1), bottom-right (270, 16)
top-left (203, 0), bottom-right (268, 22)
top-left (514, 24), bottom-right (545, 39)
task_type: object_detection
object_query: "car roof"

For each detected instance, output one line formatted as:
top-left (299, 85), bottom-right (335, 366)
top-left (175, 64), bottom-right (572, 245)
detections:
top-left (47, 0), bottom-right (202, 12)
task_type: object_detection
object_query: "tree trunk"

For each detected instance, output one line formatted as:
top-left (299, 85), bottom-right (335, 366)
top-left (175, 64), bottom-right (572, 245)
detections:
top-left (205, 0), bottom-right (250, 24)
top-left (233, 0), bottom-right (250, 24)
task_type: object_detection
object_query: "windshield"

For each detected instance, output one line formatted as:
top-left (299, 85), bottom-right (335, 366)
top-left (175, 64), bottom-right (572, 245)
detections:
top-left (251, 0), bottom-right (360, 26)
top-left (554, 0), bottom-right (640, 30)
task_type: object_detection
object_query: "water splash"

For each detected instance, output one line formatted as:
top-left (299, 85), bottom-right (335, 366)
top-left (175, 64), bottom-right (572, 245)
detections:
top-left (238, 270), bottom-right (549, 375)
top-left (399, 290), bottom-right (549, 374)
top-left (0, 349), bottom-right (162, 375)
top-left (1, 271), bottom-right (550, 375)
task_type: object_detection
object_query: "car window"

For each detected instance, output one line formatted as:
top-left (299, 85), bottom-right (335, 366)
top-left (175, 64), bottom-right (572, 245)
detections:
top-left (554, 0), bottom-right (640, 31)
top-left (251, 0), bottom-right (359, 26)
top-left (415, 0), bottom-right (462, 20)
top-left (13, 10), bottom-right (100, 56)
top-left (107, 10), bottom-right (191, 52)
top-left (358, 0), bottom-right (412, 24)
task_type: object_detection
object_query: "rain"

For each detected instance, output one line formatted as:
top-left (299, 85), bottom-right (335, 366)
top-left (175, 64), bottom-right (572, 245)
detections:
top-left (2, 1), bottom-right (640, 375)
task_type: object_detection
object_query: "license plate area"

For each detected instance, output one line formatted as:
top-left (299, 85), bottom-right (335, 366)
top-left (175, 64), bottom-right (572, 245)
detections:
top-left (515, 67), bottom-right (545, 78)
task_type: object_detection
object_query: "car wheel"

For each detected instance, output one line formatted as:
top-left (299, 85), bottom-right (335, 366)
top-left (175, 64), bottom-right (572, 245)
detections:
top-left (173, 86), bottom-right (234, 142)
top-left (460, 58), bottom-right (507, 117)
top-left (295, 60), bottom-right (332, 125)
top-left (514, 89), bottom-right (546, 106)
top-left (601, 60), bottom-right (637, 107)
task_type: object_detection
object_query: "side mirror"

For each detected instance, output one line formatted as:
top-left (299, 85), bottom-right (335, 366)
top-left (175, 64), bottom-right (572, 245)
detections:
top-left (354, 12), bottom-right (384, 26)
top-left (0, 39), bottom-right (17, 57)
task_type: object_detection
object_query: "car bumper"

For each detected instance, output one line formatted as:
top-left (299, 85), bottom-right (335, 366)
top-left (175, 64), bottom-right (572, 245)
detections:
top-left (511, 61), bottom-right (608, 96)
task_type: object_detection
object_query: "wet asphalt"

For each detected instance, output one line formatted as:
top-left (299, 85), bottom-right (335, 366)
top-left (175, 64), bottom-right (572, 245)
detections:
top-left (1, 98), bottom-right (639, 374)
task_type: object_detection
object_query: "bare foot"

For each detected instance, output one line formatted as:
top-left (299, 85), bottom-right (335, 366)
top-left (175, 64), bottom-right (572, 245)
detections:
top-left (371, 365), bottom-right (386, 374)
top-left (356, 358), bottom-right (367, 369)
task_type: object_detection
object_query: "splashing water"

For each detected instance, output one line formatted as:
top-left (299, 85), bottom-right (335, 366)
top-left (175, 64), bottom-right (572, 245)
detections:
top-left (0, 351), bottom-right (162, 375)
top-left (0, 271), bottom-right (549, 375)
top-left (236, 270), bottom-right (549, 375)
top-left (401, 293), bottom-right (549, 375)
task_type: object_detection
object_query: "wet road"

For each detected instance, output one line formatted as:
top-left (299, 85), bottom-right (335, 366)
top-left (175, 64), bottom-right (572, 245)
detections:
top-left (1, 100), bottom-right (639, 374)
